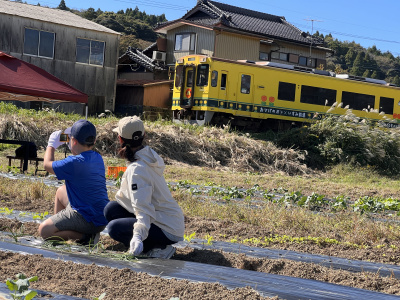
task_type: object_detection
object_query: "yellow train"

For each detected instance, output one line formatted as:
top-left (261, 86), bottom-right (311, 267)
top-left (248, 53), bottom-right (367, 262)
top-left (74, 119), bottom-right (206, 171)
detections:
top-left (172, 55), bottom-right (400, 129)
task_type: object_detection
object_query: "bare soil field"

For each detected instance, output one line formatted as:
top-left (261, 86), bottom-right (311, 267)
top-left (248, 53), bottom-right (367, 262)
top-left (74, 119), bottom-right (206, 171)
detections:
top-left (1, 197), bottom-right (400, 299)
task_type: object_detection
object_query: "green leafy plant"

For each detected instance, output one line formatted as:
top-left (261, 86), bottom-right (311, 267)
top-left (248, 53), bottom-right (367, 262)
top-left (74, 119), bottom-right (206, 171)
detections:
top-left (184, 232), bottom-right (196, 243)
top-left (6, 273), bottom-right (38, 300)
top-left (7, 225), bottom-right (25, 242)
top-left (204, 234), bottom-right (214, 246)
top-left (0, 207), bottom-right (14, 215)
top-left (115, 171), bottom-right (124, 188)
top-left (32, 211), bottom-right (49, 220)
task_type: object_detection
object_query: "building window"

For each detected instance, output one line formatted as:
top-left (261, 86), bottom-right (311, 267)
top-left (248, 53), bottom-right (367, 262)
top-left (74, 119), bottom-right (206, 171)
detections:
top-left (271, 52), bottom-right (279, 60)
top-left (76, 38), bottom-right (105, 66)
top-left (307, 58), bottom-right (316, 68)
top-left (23, 28), bottom-right (55, 58)
top-left (342, 91), bottom-right (375, 111)
top-left (259, 52), bottom-right (269, 61)
top-left (279, 53), bottom-right (288, 61)
top-left (175, 33), bottom-right (196, 51)
top-left (278, 82), bottom-right (296, 101)
top-left (299, 56), bottom-right (307, 66)
top-left (300, 85), bottom-right (337, 106)
top-left (289, 54), bottom-right (299, 64)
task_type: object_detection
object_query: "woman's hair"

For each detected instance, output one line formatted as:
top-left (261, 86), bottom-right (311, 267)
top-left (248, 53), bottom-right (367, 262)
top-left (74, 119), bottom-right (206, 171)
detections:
top-left (118, 131), bottom-right (144, 162)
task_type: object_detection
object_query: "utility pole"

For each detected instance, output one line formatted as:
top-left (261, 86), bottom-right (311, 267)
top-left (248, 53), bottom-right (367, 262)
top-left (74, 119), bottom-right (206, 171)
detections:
top-left (304, 18), bottom-right (322, 67)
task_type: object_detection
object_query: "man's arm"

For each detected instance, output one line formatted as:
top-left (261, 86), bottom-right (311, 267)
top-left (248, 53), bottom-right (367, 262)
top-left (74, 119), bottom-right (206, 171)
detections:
top-left (43, 146), bottom-right (55, 174)
top-left (44, 130), bottom-right (64, 175)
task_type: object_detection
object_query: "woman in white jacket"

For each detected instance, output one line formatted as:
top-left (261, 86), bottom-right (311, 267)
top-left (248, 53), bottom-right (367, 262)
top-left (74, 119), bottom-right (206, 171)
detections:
top-left (104, 116), bottom-right (185, 259)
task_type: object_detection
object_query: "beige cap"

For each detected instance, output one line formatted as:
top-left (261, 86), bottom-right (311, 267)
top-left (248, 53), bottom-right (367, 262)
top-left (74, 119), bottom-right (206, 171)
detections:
top-left (112, 116), bottom-right (145, 140)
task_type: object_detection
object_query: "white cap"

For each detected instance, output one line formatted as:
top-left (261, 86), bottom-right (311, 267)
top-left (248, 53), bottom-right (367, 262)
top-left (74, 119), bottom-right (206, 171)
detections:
top-left (112, 116), bottom-right (145, 140)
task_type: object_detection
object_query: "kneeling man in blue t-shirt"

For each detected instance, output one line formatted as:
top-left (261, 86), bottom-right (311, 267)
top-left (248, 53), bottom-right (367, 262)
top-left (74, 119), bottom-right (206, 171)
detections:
top-left (39, 119), bottom-right (109, 246)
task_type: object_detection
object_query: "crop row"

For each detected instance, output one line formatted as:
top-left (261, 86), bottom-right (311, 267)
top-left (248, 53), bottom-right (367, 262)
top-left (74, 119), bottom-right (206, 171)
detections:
top-left (168, 180), bottom-right (400, 215)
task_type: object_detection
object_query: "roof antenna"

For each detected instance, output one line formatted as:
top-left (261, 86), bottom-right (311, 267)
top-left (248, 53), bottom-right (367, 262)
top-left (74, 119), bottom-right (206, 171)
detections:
top-left (304, 18), bottom-right (322, 66)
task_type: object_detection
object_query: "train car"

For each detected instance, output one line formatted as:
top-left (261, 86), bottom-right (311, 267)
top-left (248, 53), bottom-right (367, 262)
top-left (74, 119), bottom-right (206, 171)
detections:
top-left (172, 55), bottom-right (400, 129)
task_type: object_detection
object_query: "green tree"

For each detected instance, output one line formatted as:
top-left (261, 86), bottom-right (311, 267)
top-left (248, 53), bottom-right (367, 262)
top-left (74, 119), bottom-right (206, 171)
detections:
top-left (351, 52), bottom-right (365, 76)
top-left (345, 48), bottom-right (357, 68)
top-left (362, 69), bottom-right (371, 78)
top-left (371, 70), bottom-right (379, 79)
top-left (82, 7), bottom-right (98, 20)
top-left (57, 0), bottom-right (69, 10)
top-left (367, 45), bottom-right (381, 56)
top-left (392, 75), bottom-right (400, 87)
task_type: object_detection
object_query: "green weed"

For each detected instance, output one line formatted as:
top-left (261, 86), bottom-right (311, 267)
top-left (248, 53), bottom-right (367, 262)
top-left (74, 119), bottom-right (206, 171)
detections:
top-left (92, 292), bottom-right (106, 300)
top-left (6, 273), bottom-right (38, 300)
top-left (32, 211), bottom-right (49, 220)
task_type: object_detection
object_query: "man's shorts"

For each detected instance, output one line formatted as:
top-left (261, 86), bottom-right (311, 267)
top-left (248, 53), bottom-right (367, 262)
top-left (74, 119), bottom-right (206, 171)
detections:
top-left (50, 204), bottom-right (105, 235)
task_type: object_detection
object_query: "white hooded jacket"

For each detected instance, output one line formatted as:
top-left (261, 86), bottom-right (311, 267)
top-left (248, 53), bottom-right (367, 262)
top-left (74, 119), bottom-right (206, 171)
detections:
top-left (115, 146), bottom-right (185, 241)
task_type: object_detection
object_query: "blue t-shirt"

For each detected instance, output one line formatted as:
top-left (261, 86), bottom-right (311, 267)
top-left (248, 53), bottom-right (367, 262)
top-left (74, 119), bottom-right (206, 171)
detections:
top-left (52, 150), bottom-right (109, 226)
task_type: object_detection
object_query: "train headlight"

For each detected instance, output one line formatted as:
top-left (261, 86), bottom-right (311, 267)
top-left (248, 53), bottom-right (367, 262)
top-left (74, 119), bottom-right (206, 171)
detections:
top-left (200, 57), bottom-right (207, 63)
top-left (177, 58), bottom-right (184, 64)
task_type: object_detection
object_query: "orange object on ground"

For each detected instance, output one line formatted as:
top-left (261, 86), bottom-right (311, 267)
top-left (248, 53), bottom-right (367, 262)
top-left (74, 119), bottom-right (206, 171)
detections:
top-left (107, 166), bottom-right (127, 178)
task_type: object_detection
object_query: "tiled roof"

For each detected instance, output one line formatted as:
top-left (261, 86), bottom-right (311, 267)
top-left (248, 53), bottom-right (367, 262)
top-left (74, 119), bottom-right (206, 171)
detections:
top-left (118, 47), bottom-right (166, 72)
top-left (156, 0), bottom-right (322, 46)
top-left (0, 0), bottom-right (119, 34)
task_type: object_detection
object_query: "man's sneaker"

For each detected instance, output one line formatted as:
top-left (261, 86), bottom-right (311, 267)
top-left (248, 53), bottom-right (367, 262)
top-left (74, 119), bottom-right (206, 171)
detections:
top-left (78, 232), bottom-right (100, 246)
top-left (146, 245), bottom-right (176, 259)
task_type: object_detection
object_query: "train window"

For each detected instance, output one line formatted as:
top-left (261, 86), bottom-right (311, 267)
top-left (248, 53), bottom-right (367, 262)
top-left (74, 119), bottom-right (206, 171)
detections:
top-left (342, 91), bottom-right (375, 111)
top-left (300, 85), bottom-right (337, 106)
top-left (241, 74), bottom-right (251, 94)
top-left (175, 65), bottom-right (183, 88)
top-left (196, 64), bottom-right (209, 86)
top-left (379, 97), bottom-right (394, 115)
top-left (278, 82), bottom-right (296, 101)
top-left (221, 74), bottom-right (227, 90)
top-left (211, 71), bottom-right (218, 87)
top-left (187, 70), bottom-right (194, 87)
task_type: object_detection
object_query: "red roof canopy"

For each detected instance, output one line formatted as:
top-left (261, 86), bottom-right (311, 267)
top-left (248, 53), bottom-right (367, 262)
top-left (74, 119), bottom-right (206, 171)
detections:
top-left (0, 52), bottom-right (88, 104)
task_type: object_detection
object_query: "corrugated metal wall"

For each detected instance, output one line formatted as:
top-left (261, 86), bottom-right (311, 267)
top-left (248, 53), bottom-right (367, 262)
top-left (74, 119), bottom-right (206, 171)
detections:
top-left (215, 32), bottom-right (259, 61)
top-left (166, 25), bottom-right (214, 65)
top-left (0, 14), bottom-right (119, 114)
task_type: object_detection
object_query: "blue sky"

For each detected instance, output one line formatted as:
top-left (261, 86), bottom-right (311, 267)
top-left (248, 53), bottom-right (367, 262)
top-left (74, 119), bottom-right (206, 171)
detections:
top-left (23, 0), bottom-right (400, 57)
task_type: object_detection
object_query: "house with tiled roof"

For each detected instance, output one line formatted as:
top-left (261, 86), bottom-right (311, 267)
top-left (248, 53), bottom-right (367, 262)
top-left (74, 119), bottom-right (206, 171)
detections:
top-left (115, 46), bottom-right (172, 116)
top-left (0, 0), bottom-right (120, 114)
top-left (154, 0), bottom-right (332, 69)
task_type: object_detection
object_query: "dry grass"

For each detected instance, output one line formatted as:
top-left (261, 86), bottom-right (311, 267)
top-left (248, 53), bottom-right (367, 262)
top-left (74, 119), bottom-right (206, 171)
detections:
top-left (0, 113), bottom-right (310, 175)
top-left (175, 189), bottom-right (400, 246)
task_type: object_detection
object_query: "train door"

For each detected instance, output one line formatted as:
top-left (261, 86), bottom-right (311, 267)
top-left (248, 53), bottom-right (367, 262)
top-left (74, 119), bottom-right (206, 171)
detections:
top-left (180, 65), bottom-right (196, 108)
top-left (236, 73), bottom-right (253, 114)
top-left (218, 71), bottom-right (228, 106)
